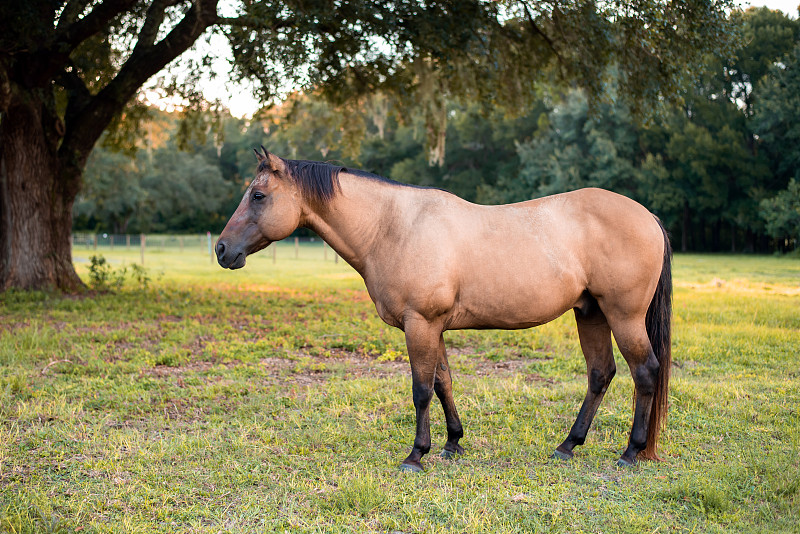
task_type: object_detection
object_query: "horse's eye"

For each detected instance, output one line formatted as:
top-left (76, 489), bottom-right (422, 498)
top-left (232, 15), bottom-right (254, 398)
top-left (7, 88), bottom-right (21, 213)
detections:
top-left (252, 191), bottom-right (265, 201)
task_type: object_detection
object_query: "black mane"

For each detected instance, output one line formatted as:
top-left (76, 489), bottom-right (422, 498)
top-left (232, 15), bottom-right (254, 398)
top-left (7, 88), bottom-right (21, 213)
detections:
top-left (258, 155), bottom-right (439, 205)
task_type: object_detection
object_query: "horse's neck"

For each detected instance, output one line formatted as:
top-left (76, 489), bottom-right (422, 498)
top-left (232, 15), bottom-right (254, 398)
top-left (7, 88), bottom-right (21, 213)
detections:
top-left (301, 173), bottom-right (401, 275)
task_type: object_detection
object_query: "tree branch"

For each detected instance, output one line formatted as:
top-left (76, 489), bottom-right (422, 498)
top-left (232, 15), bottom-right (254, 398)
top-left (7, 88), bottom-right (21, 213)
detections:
top-left (26, 0), bottom-right (139, 87)
top-left (135, 0), bottom-right (185, 51)
top-left (55, 0), bottom-right (139, 52)
top-left (56, 63), bottom-right (93, 125)
top-left (214, 16), bottom-right (255, 28)
top-left (521, 1), bottom-right (563, 68)
top-left (58, 0), bottom-right (221, 183)
top-left (213, 15), bottom-right (296, 31)
top-left (55, 0), bottom-right (93, 33)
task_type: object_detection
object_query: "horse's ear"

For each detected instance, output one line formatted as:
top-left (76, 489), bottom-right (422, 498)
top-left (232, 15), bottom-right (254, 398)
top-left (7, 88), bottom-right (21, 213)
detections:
top-left (265, 148), bottom-right (286, 174)
top-left (254, 146), bottom-right (286, 174)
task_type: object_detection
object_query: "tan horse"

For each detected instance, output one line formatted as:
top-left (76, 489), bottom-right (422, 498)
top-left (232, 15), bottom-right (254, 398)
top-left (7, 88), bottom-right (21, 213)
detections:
top-left (216, 148), bottom-right (672, 472)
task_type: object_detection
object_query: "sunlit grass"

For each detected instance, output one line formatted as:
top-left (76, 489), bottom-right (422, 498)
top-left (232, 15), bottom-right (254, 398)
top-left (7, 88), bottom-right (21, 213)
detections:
top-left (1, 247), bottom-right (798, 533)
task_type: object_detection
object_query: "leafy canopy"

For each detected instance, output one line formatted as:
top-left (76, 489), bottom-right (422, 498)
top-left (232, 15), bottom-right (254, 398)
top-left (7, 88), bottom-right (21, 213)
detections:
top-left (0, 0), bottom-right (739, 159)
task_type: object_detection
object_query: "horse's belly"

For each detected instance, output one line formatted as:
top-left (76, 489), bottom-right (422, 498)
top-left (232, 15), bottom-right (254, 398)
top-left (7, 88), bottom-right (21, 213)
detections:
top-left (446, 277), bottom-right (582, 331)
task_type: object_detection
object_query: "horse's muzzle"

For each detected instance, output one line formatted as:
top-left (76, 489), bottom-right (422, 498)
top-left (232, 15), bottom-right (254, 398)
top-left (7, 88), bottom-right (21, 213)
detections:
top-left (215, 240), bottom-right (246, 269)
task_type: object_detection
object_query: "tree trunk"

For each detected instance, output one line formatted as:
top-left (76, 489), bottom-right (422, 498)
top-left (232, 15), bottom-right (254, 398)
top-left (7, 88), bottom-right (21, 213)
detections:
top-left (0, 97), bottom-right (83, 291)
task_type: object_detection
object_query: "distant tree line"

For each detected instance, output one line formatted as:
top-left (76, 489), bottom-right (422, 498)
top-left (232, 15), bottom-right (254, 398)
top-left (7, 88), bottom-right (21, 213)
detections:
top-left (75, 8), bottom-right (800, 252)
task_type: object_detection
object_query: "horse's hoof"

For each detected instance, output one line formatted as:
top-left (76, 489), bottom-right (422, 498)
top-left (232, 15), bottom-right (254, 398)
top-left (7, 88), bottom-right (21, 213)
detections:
top-left (399, 462), bottom-right (424, 473)
top-left (551, 449), bottom-right (573, 461)
top-left (616, 457), bottom-right (636, 468)
top-left (440, 449), bottom-right (459, 459)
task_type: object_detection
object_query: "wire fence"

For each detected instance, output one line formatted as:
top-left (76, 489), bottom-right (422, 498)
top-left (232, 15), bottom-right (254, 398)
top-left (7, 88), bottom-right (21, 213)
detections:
top-left (70, 233), bottom-right (340, 264)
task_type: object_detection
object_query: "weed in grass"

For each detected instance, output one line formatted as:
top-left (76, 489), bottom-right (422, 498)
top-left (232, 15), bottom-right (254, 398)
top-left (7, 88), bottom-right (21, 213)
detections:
top-left (326, 473), bottom-right (387, 517)
top-left (87, 254), bottom-right (153, 291)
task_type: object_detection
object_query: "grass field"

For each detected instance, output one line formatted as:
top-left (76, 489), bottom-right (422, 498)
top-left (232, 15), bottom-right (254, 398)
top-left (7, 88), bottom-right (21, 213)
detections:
top-left (1, 243), bottom-right (799, 533)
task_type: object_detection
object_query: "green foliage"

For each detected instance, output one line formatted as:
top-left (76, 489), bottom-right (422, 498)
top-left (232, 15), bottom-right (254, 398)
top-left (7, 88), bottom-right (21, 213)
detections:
top-left (224, 1), bottom-right (739, 121)
top-left (74, 150), bottom-right (148, 233)
top-left (128, 263), bottom-right (151, 290)
top-left (76, 128), bottom-right (235, 233)
top-left (760, 179), bottom-right (800, 247)
top-left (88, 255), bottom-right (124, 291)
top-left (499, 90), bottom-right (640, 202)
top-left (87, 255), bottom-right (151, 291)
top-left (753, 42), bottom-right (800, 185)
top-left (729, 7), bottom-right (800, 115)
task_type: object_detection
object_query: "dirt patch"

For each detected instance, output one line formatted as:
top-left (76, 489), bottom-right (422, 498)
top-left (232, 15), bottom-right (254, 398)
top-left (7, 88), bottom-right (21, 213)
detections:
top-left (133, 344), bottom-right (558, 393)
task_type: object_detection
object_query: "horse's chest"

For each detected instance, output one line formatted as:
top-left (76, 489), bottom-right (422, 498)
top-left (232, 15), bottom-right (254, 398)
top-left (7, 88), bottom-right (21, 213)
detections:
top-left (361, 275), bottom-right (403, 328)
top-left (372, 298), bottom-right (404, 329)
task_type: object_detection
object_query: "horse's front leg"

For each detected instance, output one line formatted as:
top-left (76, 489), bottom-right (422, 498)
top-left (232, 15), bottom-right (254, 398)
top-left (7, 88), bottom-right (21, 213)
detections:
top-left (399, 315), bottom-right (442, 473)
top-left (435, 334), bottom-right (464, 458)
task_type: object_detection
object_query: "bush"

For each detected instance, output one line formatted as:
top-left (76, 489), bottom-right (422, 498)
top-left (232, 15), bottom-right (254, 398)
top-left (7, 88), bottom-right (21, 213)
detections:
top-left (87, 255), bottom-right (150, 291)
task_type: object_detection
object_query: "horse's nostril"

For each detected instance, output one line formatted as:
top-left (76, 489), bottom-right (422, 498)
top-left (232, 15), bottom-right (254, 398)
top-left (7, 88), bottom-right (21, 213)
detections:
top-left (216, 241), bottom-right (226, 258)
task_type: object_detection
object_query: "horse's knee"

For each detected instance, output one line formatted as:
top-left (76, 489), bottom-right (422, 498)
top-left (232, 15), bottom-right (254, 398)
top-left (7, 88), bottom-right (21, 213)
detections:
top-left (412, 382), bottom-right (434, 408)
top-left (589, 365), bottom-right (616, 395)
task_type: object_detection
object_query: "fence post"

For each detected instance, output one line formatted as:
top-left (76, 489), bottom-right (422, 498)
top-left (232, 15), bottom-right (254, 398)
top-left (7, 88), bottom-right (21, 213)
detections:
top-left (207, 232), bottom-right (213, 263)
top-left (93, 234), bottom-right (97, 250)
top-left (323, 241), bottom-right (328, 261)
top-left (126, 234), bottom-right (130, 250)
top-left (109, 235), bottom-right (114, 250)
top-left (334, 251), bottom-right (339, 264)
top-left (140, 234), bottom-right (146, 265)
top-left (294, 237), bottom-right (299, 259)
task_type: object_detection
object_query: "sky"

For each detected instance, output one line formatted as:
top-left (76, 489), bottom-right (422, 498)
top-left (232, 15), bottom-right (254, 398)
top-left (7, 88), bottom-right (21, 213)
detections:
top-left (174, 0), bottom-right (799, 119)
top-left (745, 0), bottom-right (799, 14)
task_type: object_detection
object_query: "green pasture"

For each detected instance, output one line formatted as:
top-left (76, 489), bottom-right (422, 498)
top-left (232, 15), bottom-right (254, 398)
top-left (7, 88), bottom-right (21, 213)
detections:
top-left (1, 243), bottom-right (799, 533)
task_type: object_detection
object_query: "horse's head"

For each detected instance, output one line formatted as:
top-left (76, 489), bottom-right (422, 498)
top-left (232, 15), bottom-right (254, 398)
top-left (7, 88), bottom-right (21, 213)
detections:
top-left (216, 148), bottom-right (302, 269)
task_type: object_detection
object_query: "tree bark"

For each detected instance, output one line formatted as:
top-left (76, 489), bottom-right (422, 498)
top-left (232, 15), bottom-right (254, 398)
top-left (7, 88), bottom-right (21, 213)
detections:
top-left (0, 96), bottom-right (83, 291)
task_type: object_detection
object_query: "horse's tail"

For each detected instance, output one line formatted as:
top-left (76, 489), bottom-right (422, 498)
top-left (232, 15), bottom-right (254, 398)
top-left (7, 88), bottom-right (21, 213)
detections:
top-left (640, 217), bottom-right (672, 461)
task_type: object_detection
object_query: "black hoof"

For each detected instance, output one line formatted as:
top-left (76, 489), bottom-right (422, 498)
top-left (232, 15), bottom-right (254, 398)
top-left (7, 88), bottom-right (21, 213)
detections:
top-left (399, 462), bottom-right (424, 473)
top-left (616, 457), bottom-right (636, 468)
top-left (551, 448), bottom-right (573, 461)
top-left (441, 443), bottom-right (464, 459)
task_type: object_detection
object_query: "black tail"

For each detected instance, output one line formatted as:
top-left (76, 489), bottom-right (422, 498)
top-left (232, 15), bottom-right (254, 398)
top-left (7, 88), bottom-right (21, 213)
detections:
top-left (641, 217), bottom-right (672, 460)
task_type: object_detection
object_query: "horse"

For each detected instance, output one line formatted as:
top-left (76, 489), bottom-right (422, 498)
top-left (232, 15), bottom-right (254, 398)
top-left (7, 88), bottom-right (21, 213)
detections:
top-left (216, 148), bottom-right (672, 472)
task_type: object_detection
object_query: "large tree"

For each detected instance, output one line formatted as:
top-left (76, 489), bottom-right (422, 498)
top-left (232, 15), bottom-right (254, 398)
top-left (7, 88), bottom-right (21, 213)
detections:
top-left (0, 0), bottom-right (736, 290)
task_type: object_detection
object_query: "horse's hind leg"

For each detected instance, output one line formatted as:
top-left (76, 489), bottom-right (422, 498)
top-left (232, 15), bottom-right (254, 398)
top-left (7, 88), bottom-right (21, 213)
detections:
top-left (554, 301), bottom-right (616, 459)
top-left (434, 334), bottom-right (464, 458)
top-left (612, 321), bottom-right (660, 466)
